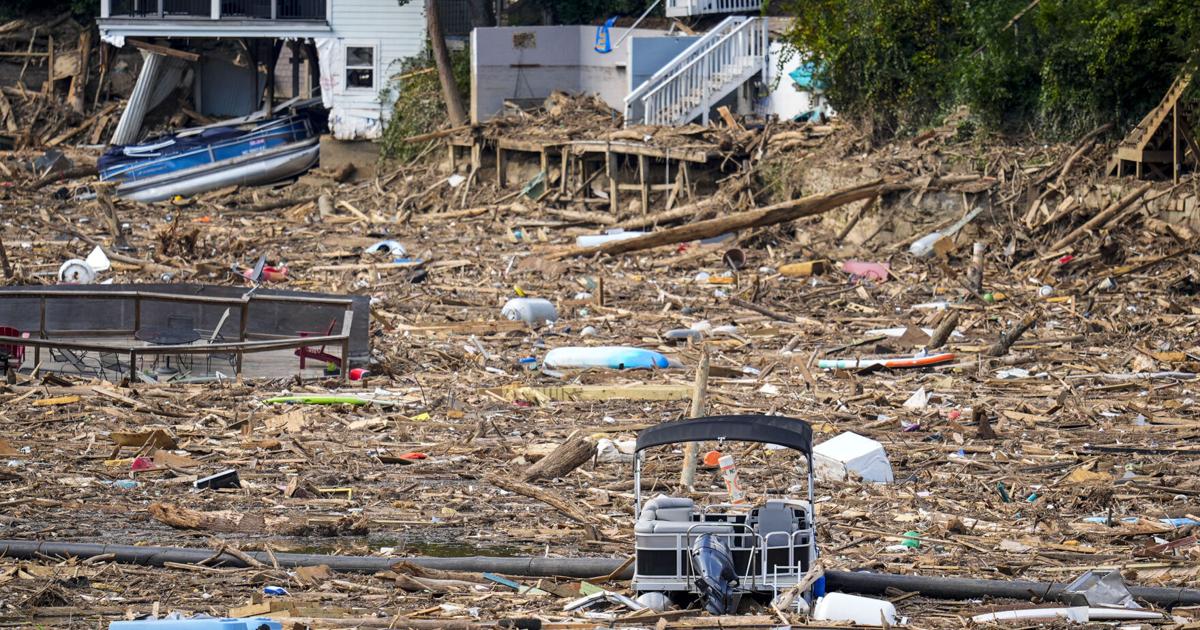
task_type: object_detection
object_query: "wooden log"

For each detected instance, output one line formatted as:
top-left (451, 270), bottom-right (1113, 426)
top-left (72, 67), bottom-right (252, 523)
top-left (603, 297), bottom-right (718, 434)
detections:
top-left (679, 350), bottom-right (710, 489)
top-left (486, 474), bottom-right (603, 536)
top-left (522, 430), bottom-right (595, 481)
top-left (556, 178), bottom-right (917, 259)
top-left (967, 242), bottom-right (986, 294)
top-left (986, 313), bottom-right (1037, 357)
top-left (67, 28), bottom-right (91, 114)
top-left (614, 194), bottom-right (726, 230)
top-left (1048, 182), bottom-right (1151, 252)
top-left (402, 124), bottom-right (470, 143)
top-left (0, 88), bottom-right (16, 133)
top-left (927, 310), bottom-right (959, 350)
top-left (148, 503), bottom-right (272, 533)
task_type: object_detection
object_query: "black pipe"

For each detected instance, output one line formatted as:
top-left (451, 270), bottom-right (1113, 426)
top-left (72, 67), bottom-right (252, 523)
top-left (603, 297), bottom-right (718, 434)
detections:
top-left (3, 540), bottom-right (1200, 607)
top-left (823, 570), bottom-right (1200, 608)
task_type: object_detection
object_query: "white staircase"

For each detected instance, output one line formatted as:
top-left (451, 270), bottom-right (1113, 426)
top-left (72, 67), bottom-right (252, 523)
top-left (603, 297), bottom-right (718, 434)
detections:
top-left (665, 0), bottom-right (763, 17)
top-left (623, 16), bottom-right (768, 127)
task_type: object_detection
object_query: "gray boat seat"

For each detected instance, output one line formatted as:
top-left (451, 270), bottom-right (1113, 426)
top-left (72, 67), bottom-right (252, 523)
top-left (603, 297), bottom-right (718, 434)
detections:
top-left (750, 500), bottom-right (801, 546)
top-left (636, 495), bottom-right (733, 546)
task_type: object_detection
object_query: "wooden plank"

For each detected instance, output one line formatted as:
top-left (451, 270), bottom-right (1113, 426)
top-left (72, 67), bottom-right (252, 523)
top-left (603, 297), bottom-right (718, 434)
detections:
top-left (126, 38), bottom-right (200, 62)
top-left (395, 320), bottom-right (528, 336)
top-left (32, 395), bottom-right (80, 406)
top-left (569, 139), bottom-right (713, 163)
top-left (0, 88), bottom-right (16, 133)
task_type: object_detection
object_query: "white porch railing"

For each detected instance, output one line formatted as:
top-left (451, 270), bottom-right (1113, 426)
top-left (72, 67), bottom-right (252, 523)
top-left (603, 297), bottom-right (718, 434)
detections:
top-left (665, 0), bottom-right (762, 17)
top-left (625, 16), bottom-right (767, 127)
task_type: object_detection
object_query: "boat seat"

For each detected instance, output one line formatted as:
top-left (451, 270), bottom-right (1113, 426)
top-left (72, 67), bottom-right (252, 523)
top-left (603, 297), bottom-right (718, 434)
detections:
top-left (637, 495), bottom-right (733, 547)
top-left (639, 495), bottom-right (695, 523)
top-left (750, 500), bottom-right (801, 546)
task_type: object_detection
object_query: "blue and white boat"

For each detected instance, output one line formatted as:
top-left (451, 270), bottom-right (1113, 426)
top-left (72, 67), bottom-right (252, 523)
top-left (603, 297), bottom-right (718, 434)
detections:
top-left (98, 115), bottom-right (320, 202)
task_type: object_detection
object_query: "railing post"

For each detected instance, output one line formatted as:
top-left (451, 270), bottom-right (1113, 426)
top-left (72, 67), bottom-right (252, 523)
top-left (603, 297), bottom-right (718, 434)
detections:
top-left (34, 296), bottom-right (45, 368)
top-left (211, 0), bottom-right (219, 19)
top-left (236, 300), bottom-right (248, 375)
top-left (101, 0), bottom-right (111, 18)
top-left (270, 0), bottom-right (277, 19)
top-left (760, 18), bottom-right (769, 83)
top-left (157, 0), bottom-right (163, 18)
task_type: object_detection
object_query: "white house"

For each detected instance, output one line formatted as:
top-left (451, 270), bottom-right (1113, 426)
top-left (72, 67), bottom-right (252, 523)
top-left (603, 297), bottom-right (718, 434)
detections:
top-left (96, 0), bottom-right (468, 142)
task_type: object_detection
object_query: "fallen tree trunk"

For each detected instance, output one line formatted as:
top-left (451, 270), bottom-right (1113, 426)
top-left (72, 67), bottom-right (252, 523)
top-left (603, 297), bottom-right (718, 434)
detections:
top-left (522, 430), bottom-right (595, 481)
top-left (555, 178), bottom-right (914, 259)
top-left (1048, 182), bottom-right (1152, 252)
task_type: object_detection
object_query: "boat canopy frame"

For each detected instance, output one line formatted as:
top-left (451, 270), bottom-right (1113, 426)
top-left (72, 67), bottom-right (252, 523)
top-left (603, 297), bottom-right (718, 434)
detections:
top-left (633, 414), bottom-right (815, 514)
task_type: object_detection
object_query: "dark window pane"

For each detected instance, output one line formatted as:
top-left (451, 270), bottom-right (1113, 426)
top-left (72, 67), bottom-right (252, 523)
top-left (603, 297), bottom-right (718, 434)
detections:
top-left (347, 68), bottom-right (374, 88)
top-left (346, 47), bottom-right (373, 66)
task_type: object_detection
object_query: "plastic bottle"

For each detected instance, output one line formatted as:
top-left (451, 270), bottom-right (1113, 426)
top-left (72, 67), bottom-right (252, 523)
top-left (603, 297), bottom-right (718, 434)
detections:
top-left (664, 328), bottom-right (702, 342)
top-left (909, 231), bottom-right (944, 257)
top-left (501, 298), bottom-right (557, 327)
top-left (718, 454), bottom-right (747, 504)
top-left (543, 346), bottom-right (669, 370)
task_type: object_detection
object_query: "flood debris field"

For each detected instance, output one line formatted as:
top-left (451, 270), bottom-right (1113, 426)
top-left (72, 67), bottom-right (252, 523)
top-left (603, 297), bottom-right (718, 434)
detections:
top-left (3, 97), bottom-right (1200, 628)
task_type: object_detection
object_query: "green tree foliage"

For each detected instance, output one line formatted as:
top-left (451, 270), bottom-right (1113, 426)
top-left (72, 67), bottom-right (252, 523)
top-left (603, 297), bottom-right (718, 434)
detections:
top-left (379, 46), bottom-right (471, 161)
top-left (1, 0), bottom-right (98, 22)
top-left (781, 0), bottom-right (1200, 140)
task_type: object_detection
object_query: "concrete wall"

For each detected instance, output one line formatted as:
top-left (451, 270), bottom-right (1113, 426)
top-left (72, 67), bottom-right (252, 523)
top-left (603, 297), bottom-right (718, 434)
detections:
top-left (628, 36), bottom-right (699, 93)
top-left (471, 25), bottom-right (682, 123)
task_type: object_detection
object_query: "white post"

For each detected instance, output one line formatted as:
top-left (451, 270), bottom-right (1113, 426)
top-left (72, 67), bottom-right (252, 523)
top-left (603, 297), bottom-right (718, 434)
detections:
top-left (760, 18), bottom-right (768, 83)
top-left (111, 52), bottom-right (163, 145)
top-left (101, 0), bottom-right (111, 18)
top-left (211, 0), bottom-right (219, 18)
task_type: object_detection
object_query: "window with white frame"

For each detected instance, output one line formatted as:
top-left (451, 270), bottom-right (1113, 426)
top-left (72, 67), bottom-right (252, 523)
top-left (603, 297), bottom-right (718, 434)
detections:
top-left (345, 44), bottom-right (375, 90)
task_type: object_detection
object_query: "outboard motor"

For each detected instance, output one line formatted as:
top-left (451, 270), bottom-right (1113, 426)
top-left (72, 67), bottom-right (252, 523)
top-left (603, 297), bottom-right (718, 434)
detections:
top-left (690, 533), bottom-right (738, 614)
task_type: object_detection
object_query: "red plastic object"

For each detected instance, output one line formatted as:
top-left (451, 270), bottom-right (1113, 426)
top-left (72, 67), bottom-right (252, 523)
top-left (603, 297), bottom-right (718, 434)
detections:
top-left (295, 319), bottom-right (342, 369)
top-left (0, 326), bottom-right (28, 369)
top-left (130, 456), bottom-right (155, 472)
top-left (703, 450), bottom-right (723, 468)
top-left (1057, 255), bottom-right (1074, 265)
top-left (349, 368), bottom-right (368, 381)
top-left (398, 452), bottom-right (427, 460)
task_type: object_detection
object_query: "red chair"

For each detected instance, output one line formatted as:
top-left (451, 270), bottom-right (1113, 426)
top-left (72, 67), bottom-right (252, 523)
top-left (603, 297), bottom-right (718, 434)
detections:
top-left (295, 319), bottom-right (342, 369)
top-left (0, 326), bottom-right (29, 370)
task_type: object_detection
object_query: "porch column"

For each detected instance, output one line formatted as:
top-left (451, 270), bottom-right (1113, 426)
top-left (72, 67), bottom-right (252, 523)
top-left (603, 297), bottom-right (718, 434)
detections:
top-left (211, 0), bottom-right (219, 19)
top-left (110, 52), bottom-right (164, 145)
top-left (101, 0), bottom-right (111, 18)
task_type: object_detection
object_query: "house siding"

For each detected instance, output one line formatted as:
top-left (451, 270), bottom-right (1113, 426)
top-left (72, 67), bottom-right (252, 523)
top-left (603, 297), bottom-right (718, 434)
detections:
top-left (322, 0), bottom-right (427, 139)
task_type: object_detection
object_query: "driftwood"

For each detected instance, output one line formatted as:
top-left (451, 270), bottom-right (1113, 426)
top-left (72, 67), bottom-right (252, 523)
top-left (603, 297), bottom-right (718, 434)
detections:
top-left (967, 242), bottom-right (986, 294)
top-left (487, 474), bottom-right (604, 534)
top-left (927, 311), bottom-right (959, 350)
top-left (521, 430), bottom-right (594, 481)
top-left (986, 314), bottom-right (1037, 357)
top-left (679, 350), bottom-right (710, 489)
top-left (555, 177), bottom-right (978, 259)
top-left (1048, 183), bottom-right (1152, 252)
